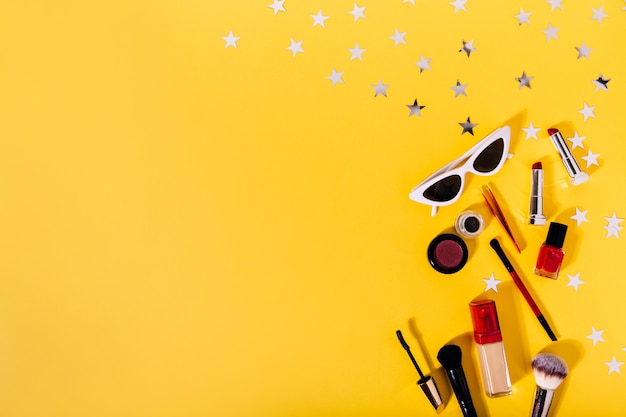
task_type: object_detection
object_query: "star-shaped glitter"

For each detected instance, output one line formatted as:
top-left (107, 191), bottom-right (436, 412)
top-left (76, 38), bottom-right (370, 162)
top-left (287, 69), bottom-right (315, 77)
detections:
top-left (542, 23), bottom-right (559, 40)
top-left (570, 208), bottom-right (589, 226)
top-left (451, 80), bottom-right (468, 97)
top-left (566, 272), bottom-right (585, 291)
top-left (606, 356), bottom-right (624, 375)
top-left (567, 132), bottom-right (586, 149)
top-left (407, 100), bottom-right (425, 117)
top-left (581, 149), bottom-right (600, 168)
top-left (587, 327), bottom-right (606, 346)
top-left (349, 3), bottom-right (366, 21)
top-left (348, 42), bottom-right (366, 61)
top-left (449, 0), bottom-right (467, 13)
top-left (389, 29), bottom-right (407, 46)
top-left (514, 8), bottom-right (531, 25)
top-left (578, 102), bottom-right (596, 121)
top-left (459, 117), bottom-right (477, 135)
top-left (221, 30), bottom-right (240, 48)
top-left (286, 39), bottom-right (304, 57)
top-left (592, 6), bottom-right (608, 24)
top-left (311, 10), bottom-right (329, 27)
top-left (604, 212), bottom-right (623, 239)
top-left (326, 68), bottom-right (344, 86)
top-left (483, 273), bottom-right (502, 293)
top-left (546, 0), bottom-right (563, 11)
top-left (372, 80), bottom-right (390, 97)
top-left (575, 42), bottom-right (592, 60)
top-left (268, 0), bottom-right (286, 15)
top-left (592, 74), bottom-right (610, 91)
top-left (459, 40), bottom-right (476, 57)
top-left (415, 55), bottom-right (432, 73)
top-left (515, 71), bottom-right (534, 89)
top-left (522, 122), bottom-right (541, 140)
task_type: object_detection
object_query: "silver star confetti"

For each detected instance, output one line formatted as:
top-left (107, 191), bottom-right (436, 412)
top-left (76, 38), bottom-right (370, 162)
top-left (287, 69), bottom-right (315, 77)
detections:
top-left (221, 30), bottom-right (240, 48)
top-left (451, 80), bottom-right (468, 97)
top-left (326, 68), bottom-right (344, 86)
top-left (575, 42), bottom-right (593, 59)
top-left (515, 8), bottom-right (531, 25)
top-left (459, 40), bottom-right (476, 57)
top-left (415, 55), bottom-right (432, 73)
top-left (522, 122), bottom-right (540, 139)
top-left (459, 117), bottom-right (477, 135)
top-left (407, 99), bottom-right (425, 117)
top-left (592, 74), bottom-right (610, 91)
top-left (515, 71), bottom-right (534, 89)
top-left (349, 3), bottom-right (366, 21)
top-left (542, 23), bottom-right (559, 40)
top-left (268, 0), bottom-right (286, 15)
top-left (372, 80), bottom-right (390, 97)
top-left (571, 208), bottom-right (590, 226)
top-left (587, 327), bottom-right (606, 346)
top-left (578, 102), bottom-right (596, 121)
top-left (389, 29), bottom-right (407, 46)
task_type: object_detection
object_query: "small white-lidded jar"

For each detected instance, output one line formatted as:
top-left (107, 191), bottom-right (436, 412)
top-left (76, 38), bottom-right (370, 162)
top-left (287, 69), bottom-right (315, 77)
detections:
top-left (455, 211), bottom-right (484, 238)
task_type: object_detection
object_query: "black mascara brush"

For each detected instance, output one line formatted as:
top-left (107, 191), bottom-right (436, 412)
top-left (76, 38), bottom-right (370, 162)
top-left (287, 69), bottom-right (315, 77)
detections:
top-left (396, 330), bottom-right (444, 411)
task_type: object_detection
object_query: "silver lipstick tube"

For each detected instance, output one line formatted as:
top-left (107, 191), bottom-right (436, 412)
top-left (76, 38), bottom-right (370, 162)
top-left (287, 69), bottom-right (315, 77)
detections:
top-left (548, 129), bottom-right (589, 186)
top-left (529, 164), bottom-right (546, 225)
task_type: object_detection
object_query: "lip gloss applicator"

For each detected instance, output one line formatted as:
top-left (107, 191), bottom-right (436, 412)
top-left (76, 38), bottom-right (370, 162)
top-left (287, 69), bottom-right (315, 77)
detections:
top-left (547, 128), bottom-right (589, 186)
top-left (529, 162), bottom-right (546, 226)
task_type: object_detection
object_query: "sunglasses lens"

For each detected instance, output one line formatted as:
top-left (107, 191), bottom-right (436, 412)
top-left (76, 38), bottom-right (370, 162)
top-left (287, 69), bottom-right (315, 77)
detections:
top-left (423, 175), bottom-right (462, 202)
top-left (473, 138), bottom-right (505, 173)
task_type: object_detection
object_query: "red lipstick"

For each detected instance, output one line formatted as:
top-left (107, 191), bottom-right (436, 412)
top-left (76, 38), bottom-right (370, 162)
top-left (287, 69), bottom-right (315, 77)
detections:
top-left (547, 128), bottom-right (589, 185)
top-left (529, 161), bottom-right (546, 225)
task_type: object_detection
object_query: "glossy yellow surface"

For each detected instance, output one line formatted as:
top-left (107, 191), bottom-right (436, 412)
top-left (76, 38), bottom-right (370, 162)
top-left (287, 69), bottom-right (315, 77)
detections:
top-left (0, 1), bottom-right (625, 415)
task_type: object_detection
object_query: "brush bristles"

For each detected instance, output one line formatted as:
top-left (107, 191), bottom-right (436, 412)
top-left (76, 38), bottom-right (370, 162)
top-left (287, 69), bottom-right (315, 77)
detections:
top-left (532, 353), bottom-right (568, 390)
top-left (437, 344), bottom-right (462, 370)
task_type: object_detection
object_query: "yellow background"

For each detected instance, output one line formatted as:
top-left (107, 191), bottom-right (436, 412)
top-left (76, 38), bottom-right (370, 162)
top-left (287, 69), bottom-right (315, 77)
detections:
top-left (0, 0), bottom-right (625, 416)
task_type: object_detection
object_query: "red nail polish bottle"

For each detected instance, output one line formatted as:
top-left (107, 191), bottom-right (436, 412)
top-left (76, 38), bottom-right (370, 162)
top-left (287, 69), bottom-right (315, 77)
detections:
top-left (534, 222), bottom-right (568, 279)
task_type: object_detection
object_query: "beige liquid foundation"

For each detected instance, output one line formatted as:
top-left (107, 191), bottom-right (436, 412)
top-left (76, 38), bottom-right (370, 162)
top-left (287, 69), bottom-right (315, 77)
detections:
top-left (469, 299), bottom-right (512, 398)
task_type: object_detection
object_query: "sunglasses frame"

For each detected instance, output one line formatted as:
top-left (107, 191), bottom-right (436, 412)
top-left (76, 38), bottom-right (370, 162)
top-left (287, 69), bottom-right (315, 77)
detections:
top-left (409, 126), bottom-right (511, 216)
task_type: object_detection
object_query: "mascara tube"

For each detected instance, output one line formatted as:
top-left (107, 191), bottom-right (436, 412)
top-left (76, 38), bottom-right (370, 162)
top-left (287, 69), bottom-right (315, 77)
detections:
top-left (547, 128), bottom-right (589, 186)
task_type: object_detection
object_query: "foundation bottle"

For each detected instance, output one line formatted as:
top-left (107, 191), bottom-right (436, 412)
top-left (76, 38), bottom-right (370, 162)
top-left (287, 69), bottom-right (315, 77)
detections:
top-left (469, 300), bottom-right (512, 398)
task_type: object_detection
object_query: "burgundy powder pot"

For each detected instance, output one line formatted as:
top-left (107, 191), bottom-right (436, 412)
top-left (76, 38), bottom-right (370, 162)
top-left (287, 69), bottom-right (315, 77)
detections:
top-left (427, 234), bottom-right (469, 274)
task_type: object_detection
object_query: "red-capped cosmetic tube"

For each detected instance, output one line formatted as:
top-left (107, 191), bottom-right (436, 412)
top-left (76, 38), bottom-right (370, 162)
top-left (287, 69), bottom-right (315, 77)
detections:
top-left (547, 128), bottom-right (589, 186)
top-left (469, 300), bottom-right (512, 398)
top-left (529, 162), bottom-right (546, 226)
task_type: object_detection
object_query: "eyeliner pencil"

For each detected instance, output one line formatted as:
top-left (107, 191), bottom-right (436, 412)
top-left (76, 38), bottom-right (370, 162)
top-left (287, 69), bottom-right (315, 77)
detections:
top-left (490, 239), bottom-right (557, 341)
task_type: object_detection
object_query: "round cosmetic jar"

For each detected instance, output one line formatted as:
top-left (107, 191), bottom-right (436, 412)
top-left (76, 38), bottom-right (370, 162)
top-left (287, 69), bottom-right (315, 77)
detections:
top-left (427, 234), bottom-right (469, 274)
top-left (455, 211), bottom-right (485, 238)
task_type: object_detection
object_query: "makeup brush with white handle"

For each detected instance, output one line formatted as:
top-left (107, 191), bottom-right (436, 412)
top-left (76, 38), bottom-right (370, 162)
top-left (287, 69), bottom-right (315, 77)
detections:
top-left (530, 353), bottom-right (569, 417)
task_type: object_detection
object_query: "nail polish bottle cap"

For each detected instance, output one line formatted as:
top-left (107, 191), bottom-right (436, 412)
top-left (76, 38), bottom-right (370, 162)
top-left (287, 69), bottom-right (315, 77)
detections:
top-left (546, 222), bottom-right (568, 249)
top-left (469, 300), bottom-right (502, 344)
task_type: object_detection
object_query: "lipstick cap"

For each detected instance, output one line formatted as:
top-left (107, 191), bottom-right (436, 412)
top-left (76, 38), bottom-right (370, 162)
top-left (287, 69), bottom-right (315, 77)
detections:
top-left (470, 300), bottom-right (503, 344)
top-left (545, 222), bottom-right (568, 248)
